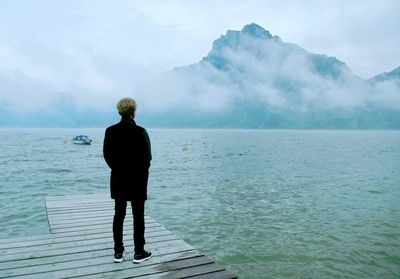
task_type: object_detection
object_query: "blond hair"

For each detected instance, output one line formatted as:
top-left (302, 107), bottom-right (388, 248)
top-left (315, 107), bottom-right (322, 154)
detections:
top-left (117, 97), bottom-right (137, 118)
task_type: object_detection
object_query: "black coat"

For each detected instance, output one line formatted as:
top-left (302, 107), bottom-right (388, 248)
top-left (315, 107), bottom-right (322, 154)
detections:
top-left (103, 119), bottom-right (152, 201)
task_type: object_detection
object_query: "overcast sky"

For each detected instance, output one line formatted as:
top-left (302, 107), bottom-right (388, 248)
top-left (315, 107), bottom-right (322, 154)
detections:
top-left (0, 0), bottom-right (399, 114)
top-left (1, 0), bottom-right (399, 77)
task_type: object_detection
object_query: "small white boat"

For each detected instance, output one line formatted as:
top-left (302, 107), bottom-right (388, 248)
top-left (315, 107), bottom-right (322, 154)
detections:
top-left (71, 135), bottom-right (92, 145)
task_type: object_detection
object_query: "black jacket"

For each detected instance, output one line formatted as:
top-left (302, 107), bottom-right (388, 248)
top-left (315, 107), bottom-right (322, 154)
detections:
top-left (103, 119), bottom-right (151, 200)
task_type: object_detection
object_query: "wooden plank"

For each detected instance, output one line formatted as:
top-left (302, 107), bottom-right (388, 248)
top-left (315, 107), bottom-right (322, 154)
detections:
top-left (46, 213), bottom-right (156, 232)
top-left (46, 214), bottom-right (156, 235)
top-left (54, 225), bottom-right (153, 236)
top-left (47, 214), bottom-right (114, 225)
top-left (47, 214), bottom-right (152, 224)
top-left (62, 255), bottom-right (214, 279)
top-left (46, 207), bottom-right (142, 214)
top-left (46, 213), bottom-right (152, 224)
top-left (46, 211), bottom-right (142, 222)
top-left (47, 212), bottom-right (116, 223)
top-left (188, 270), bottom-right (238, 279)
top-left (45, 202), bottom-right (146, 212)
top-left (50, 220), bottom-right (162, 235)
top-left (0, 242), bottom-right (198, 278)
top-left (0, 229), bottom-right (174, 256)
top-left (0, 194), bottom-right (236, 279)
top-left (0, 234), bottom-right (179, 262)
top-left (46, 204), bottom-right (138, 214)
top-left (48, 225), bottom-right (147, 238)
top-left (45, 202), bottom-right (112, 209)
top-left (48, 217), bottom-right (156, 230)
top-left (0, 223), bottom-right (165, 248)
top-left (0, 239), bottom-right (193, 271)
top-left (45, 201), bottom-right (111, 208)
top-left (45, 200), bottom-right (111, 208)
top-left (0, 225), bottom-right (168, 251)
top-left (46, 208), bottom-right (114, 216)
top-left (47, 209), bottom-right (117, 219)
top-left (4, 252), bottom-right (205, 279)
top-left (46, 214), bottom-right (113, 224)
top-left (135, 263), bottom-right (226, 279)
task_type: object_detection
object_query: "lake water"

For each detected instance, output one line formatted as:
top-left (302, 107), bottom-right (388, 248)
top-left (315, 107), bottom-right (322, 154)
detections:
top-left (0, 128), bottom-right (399, 278)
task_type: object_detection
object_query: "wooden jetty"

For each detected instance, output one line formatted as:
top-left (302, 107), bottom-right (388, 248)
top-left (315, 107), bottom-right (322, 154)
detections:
top-left (0, 194), bottom-right (237, 279)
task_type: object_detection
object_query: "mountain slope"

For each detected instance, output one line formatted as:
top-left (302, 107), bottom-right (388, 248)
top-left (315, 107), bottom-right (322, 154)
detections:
top-left (138, 23), bottom-right (399, 128)
top-left (1, 23), bottom-right (399, 128)
top-left (369, 66), bottom-right (400, 83)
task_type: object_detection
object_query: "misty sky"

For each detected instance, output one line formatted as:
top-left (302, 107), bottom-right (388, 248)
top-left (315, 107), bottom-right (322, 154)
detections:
top-left (0, 0), bottom-right (399, 113)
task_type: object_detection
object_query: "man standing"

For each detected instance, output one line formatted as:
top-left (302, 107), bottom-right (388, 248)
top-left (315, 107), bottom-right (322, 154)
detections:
top-left (103, 97), bottom-right (152, 263)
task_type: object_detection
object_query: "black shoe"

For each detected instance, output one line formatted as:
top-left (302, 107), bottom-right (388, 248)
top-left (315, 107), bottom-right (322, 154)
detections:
top-left (114, 250), bottom-right (125, 263)
top-left (133, 250), bottom-right (152, 264)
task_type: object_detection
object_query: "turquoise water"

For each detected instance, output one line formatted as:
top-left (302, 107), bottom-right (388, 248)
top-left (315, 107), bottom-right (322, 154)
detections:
top-left (0, 128), bottom-right (399, 278)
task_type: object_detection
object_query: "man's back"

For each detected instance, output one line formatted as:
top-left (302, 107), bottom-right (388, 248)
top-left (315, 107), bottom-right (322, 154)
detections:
top-left (103, 119), bottom-right (151, 201)
top-left (104, 97), bottom-right (152, 263)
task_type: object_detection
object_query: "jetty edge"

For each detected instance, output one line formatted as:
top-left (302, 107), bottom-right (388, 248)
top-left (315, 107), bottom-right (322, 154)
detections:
top-left (0, 194), bottom-right (237, 279)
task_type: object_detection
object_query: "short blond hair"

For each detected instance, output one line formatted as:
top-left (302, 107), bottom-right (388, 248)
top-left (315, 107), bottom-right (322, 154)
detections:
top-left (117, 97), bottom-right (137, 118)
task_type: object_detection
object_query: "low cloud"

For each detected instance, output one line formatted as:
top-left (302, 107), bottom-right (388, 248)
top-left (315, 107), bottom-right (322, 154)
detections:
top-left (0, 1), bottom-right (399, 121)
top-left (135, 33), bottom-right (400, 116)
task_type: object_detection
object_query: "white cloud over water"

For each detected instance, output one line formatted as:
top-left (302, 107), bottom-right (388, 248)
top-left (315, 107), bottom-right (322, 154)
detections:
top-left (136, 29), bottom-right (400, 114)
top-left (0, 0), bottom-right (399, 114)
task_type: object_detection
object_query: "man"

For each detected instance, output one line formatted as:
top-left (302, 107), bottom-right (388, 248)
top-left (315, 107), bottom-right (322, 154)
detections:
top-left (103, 97), bottom-right (152, 264)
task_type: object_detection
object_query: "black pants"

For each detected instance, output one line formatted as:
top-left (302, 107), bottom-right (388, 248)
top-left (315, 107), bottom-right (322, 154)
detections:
top-left (113, 199), bottom-right (145, 254)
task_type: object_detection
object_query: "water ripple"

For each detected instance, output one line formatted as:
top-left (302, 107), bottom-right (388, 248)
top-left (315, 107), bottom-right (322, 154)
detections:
top-left (0, 129), bottom-right (399, 279)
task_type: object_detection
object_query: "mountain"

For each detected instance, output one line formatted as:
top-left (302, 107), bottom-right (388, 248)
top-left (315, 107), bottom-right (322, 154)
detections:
top-left (369, 66), bottom-right (400, 83)
top-left (1, 23), bottom-right (399, 128)
top-left (139, 23), bottom-right (400, 129)
top-left (203, 23), bottom-right (351, 80)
